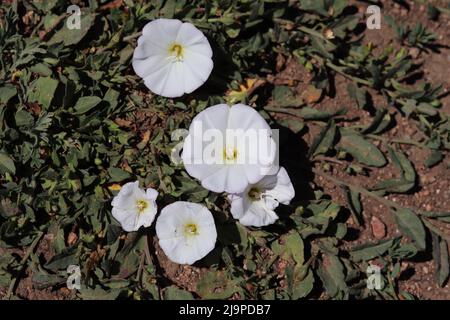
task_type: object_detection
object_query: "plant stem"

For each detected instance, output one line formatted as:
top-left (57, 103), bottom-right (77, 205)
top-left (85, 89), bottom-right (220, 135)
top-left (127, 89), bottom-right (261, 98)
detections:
top-left (366, 134), bottom-right (428, 149)
top-left (298, 26), bottom-right (329, 42)
top-left (4, 231), bottom-right (44, 300)
top-left (123, 31), bottom-right (142, 42)
top-left (308, 54), bottom-right (372, 86)
top-left (264, 106), bottom-right (303, 118)
top-left (312, 167), bottom-right (406, 211)
top-left (422, 219), bottom-right (450, 242)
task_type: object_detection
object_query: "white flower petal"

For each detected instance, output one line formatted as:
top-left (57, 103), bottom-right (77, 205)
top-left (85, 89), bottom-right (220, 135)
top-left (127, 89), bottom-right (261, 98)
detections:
top-left (132, 19), bottom-right (213, 98)
top-left (146, 188), bottom-right (159, 199)
top-left (132, 54), bottom-right (169, 79)
top-left (149, 18), bottom-right (183, 46)
top-left (190, 104), bottom-right (229, 134)
top-left (228, 167), bottom-right (294, 227)
top-left (176, 22), bottom-right (211, 52)
top-left (228, 194), bottom-right (246, 219)
top-left (183, 49), bottom-right (214, 82)
top-left (200, 166), bottom-right (228, 193)
top-left (136, 206), bottom-right (158, 229)
top-left (228, 104), bottom-right (270, 131)
top-left (264, 167), bottom-right (295, 205)
top-left (142, 63), bottom-right (171, 95)
top-left (156, 202), bottom-right (217, 265)
top-left (111, 181), bottom-right (158, 232)
top-left (182, 104), bottom-right (277, 193)
top-left (225, 165), bottom-right (249, 194)
top-left (159, 62), bottom-right (186, 98)
top-left (239, 201), bottom-right (278, 227)
top-left (112, 208), bottom-right (137, 232)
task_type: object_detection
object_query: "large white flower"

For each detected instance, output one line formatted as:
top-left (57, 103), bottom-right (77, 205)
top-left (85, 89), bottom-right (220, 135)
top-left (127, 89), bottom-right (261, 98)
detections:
top-left (182, 104), bottom-right (277, 194)
top-left (156, 201), bottom-right (217, 265)
top-left (228, 167), bottom-right (295, 227)
top-left (132, 18), bottom-right (213, 98)
top-left (111, 181), bottom-right (158, 232)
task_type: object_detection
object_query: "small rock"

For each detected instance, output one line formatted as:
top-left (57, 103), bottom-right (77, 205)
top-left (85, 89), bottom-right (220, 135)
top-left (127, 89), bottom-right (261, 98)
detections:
top-left (371, 216), bottom-right (386, 240)
top-left (67, 232), bottom-right (78, 246)
top-left (401, 262), bottom-right (409, 272)
top-left (409, 48), bottom-right (420, 59)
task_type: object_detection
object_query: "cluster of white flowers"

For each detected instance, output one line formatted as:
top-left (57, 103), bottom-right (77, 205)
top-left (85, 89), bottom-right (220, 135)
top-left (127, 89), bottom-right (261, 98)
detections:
top-left (111, 19), bottom-right (295, 266)
top-left (112, 182), bottom-right (217, 265)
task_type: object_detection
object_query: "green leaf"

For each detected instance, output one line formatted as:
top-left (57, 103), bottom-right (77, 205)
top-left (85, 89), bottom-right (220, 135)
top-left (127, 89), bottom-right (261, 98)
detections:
top-left (310, 120), bottom-right (337, 156)
top-left (108, 167), bottom-right (132, 182)
top-left (48, 13), bottom-right (96, 46)
top-left (272, 86), bottom-right (303, 108)
top-left (362, 108), bottom-right (391, 134)
top-left (338, 129), bottom-right (386, 167)
top-left (15, 110), bottom-right (34, 127)
top-left (44, 245), bottom-right (78, 271)
top-left (293, 268), bottom-right (314, 299)
top-left (425, 151), bottom-right (443, 168)
top-left (373, 147), bottom-right (416, 193)
top-left (347, 83), bottom-right (367, 109)
top-left (431, 233), bottom-right (449, 287)
top-left (0, 85), bottom-right (17, 104)
top-left (79, 286), bottom-right (123, 300)
top-left (317, 254), bottom-right (348, 299)
top-left (271, 231), bottom-right (305, 265)
top-left (345, 187), bottom-right (363, 226)
top-left (163, 286), bottom-right (194, 300)
top-left (391, 243), bottom-right (418, 260)
top-left (196, 271), bottom-right (239, 299)
top-left (392, 208), bottom-right (426, 251)
top-left (350, 238), bottom-right (397, 262)
top-left (28, 77), bottom-right (58, 109)
top-left (0, 152), bottom-right (16, 175)
top-left (299, 107), bottom-right (346, 120)
top-left (74, 96), bottom-right (102, 114)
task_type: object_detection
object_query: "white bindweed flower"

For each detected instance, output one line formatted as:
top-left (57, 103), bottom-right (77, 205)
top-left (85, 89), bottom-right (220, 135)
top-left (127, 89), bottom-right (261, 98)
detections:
top-left (132, 19), bottom-right (213, 98)
top-left (182, 104), bottom-right (277, 194)
top-left (228, 167), bottom-right (295, 227)
top-left (156, 201), bottom-right (217, 265)
top-left (111, 181), bottom-right (158, 232)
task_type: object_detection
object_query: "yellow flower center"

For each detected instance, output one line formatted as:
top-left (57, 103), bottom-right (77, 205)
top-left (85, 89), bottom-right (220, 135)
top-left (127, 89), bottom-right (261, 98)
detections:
top-left (168, 43), bottom-right (184, 60)
top-left (248, 187), bottom-right (262, 201)
top-left (184, 223), bottom-right (199, 236)
top-left (136, 199), bottom-right (148, 214)
top-left (223, 147), bottom-right (238, 162)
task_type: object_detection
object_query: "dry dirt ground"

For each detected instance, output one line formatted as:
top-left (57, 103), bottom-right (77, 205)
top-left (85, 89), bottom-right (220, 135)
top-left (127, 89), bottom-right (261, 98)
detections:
top-left (1, 0), bottom-right (449, 300)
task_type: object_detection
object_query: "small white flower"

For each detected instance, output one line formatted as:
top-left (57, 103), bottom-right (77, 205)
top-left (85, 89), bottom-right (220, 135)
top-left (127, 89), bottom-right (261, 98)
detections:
top-left (111, 181), bottom-right (158, 232)
top-left (156, 201), bottom-right (217, 265)
top-left (229, 167), bottom-right (295, 227)
top-left (182, 104), bottom-right (277, 194)
top-left (132, 18), bottom-right (213, 98)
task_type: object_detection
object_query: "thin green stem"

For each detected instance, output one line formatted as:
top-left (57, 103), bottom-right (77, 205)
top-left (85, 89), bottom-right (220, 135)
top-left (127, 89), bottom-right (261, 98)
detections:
top-left (312, 167), bottom-right (406, 211)
top-left (366, 134), bottom-right (429, 149)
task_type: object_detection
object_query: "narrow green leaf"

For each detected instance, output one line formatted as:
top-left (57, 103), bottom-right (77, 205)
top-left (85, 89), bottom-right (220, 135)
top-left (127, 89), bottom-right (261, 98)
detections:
top-left (392, 208), bottom-right (426, 251)
top-left (338, 129), bottom-right (387, 167)
top-left (350, 238), bottom-right (396, 262)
